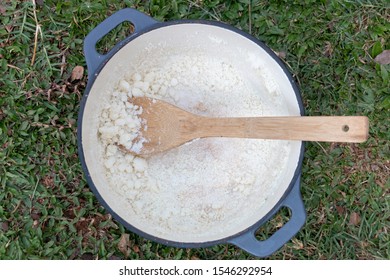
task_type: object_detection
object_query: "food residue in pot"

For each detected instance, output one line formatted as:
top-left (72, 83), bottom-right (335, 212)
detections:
top-left (97, 53), bottom-right (292, 239)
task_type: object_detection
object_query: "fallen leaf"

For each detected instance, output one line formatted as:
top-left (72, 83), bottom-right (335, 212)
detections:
top-left (41, 175), bottom-right (54, 188)
top-left (324, 41), bottom-right (333, 57)
top-left (70, 65), bottom-right (84, 81)
top-left (374, 50), bottom-right (390, 65)
top-left (349, 212), bottom-right (361, 226)
top-left (118, 233), bottom-right (130, 257)
top-left (1, 222), bottom-right (8, 231)
top-left (30, 212), bottom-right (40, 220)
top-left (5, 25), bottom-right (13, 33)
top-left (371, 164), bottom-right (380, 171)
top-left (132, 245), bottom-right (140, 253)
top-left (336, 205), bottom-right (345, 215)
top-left (75, 218), bottom-right (89, 235)
top-left (0, 5), bottom-right (6, 16)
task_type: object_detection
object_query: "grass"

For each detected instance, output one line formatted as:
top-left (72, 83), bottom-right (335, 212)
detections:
top-left (0, 0), bottom-right (389, 260)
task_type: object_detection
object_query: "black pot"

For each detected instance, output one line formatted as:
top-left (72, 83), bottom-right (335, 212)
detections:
top-left (78, 8), bottom-right (306, 257)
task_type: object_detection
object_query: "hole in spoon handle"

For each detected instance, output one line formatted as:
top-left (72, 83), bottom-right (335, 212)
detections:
top-left (342, 125), bottom-right (350, 132)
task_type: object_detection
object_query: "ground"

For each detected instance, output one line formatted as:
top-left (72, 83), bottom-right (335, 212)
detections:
top-left (0, 0), bottom-right (389, 259)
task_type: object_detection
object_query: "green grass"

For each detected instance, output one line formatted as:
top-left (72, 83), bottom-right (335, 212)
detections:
top-left (0, 0), bottom-right (389, 260)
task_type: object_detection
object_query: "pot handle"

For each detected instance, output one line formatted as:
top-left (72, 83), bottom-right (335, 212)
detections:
top-left (228, 176), bottom-right (306, 258)
top-left (83, 8), bottom-right (158, 78)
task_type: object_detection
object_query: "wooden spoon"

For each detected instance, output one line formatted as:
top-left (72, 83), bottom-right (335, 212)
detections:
top-left (127, 97), bottom-right (369, 157)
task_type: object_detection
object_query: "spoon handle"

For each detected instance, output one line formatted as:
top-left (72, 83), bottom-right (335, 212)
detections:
top-left (196, 116), bottom-right (369, 143)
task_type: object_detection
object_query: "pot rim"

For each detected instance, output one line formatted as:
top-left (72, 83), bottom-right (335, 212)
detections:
top-left (78, 18), bottom-right (305, 248)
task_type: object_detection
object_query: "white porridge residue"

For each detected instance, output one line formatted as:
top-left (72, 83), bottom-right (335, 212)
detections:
top-left (98, 53), bottom-right (291, 239)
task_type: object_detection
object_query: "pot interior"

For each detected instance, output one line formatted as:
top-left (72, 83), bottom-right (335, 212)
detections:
top-left (81, 23), bottom-right (302, 243)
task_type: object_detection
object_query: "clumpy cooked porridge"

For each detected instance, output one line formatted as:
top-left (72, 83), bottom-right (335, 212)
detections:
top-left (97, 52), bottom-right (293, 241)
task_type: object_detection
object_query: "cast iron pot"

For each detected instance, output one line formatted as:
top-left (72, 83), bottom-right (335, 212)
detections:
top-left (78, 8), bottom-right (306, 258)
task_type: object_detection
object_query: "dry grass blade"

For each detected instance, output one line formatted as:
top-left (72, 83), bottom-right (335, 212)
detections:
top-left (30, 0), bottom-right (51, 70)
top-left (30, 0), bottom-right (40, 66)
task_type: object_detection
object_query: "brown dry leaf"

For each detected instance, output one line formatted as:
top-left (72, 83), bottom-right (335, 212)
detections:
top-left (30, 212), bottom-right (40, 220)
top-left (374, 50), bottom-right (390, 65)
top-left (0, 5), bottom-right (6, 15)
top-left (71, 65), bottom-right (84, 81)
top-left (41, 175), bottom-right (54, 188)
top-left (349, 212), bottom-right (361, 226)
top-left (1, 221), bottom-right (8, 231)
top-left (324, 41), bottom-right (333, 57)
top-left (75, 218), bottom-right (89, 235)
top-left (132, 245), bottom-right (140, 253)
top-left (336, 205), bottom-right (345, 215)
top-left (5, 25), bottom-right (13, 33)
top-left (118, 233), bottom-right (130, 257)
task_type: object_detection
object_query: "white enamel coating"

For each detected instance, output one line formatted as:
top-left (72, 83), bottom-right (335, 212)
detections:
top-left (81, 24), bottom-right (302, 243)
